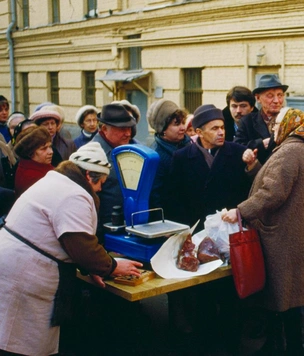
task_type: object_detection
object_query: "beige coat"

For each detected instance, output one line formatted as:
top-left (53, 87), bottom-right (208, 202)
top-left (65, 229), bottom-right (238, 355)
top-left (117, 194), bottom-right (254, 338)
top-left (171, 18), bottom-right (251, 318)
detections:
top-left (238, 136), bottom-right (304, 312)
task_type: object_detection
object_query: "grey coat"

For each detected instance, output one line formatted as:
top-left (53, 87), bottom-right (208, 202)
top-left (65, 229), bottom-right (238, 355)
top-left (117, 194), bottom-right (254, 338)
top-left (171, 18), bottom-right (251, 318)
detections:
top-left (238, 136), bottom-right (304, 311)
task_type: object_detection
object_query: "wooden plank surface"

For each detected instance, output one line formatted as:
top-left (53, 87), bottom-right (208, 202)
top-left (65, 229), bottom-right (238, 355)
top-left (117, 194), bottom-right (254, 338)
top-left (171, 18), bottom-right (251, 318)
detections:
top-left (77, 265), bottom-right (232, 302)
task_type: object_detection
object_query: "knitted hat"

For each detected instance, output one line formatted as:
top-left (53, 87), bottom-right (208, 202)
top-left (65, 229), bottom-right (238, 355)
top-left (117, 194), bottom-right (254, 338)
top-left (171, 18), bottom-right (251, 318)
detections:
top-left (192, 104), bottom-right (224, 130)
top-left (69, 142), bottom-right (111, 175)
top-left (147, 99), bottom-right (179, 134)
top-left (75, 105), bottom-right (99, 126)
top-left (29, 110), bottom-right (61, 126)
top-left (252, 75), bottom-right (288, 95)
top-left (14, 126), bottom-right (51, 159)
top-left (97, 104), bottom-right (136, 128)
top-left (111, 100), bottom-right (141, 123)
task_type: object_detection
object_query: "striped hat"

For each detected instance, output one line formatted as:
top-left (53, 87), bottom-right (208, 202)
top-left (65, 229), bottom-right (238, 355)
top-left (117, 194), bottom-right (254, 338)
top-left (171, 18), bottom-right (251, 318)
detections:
top-left (69, 142), bottom-right (111, 175)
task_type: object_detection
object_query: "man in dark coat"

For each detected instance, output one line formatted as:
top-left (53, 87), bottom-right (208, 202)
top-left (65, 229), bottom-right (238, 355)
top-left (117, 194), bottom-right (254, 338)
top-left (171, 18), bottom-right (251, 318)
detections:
top-left (91, 103), bottom-right (138, 241)
top-left (234, 74), bottom-right (288, 163)
top-left (222, 86), bottom-right (257, 141)
top-left (166, 104), bottom-right (252, 354)
top-left (167, 104), bottom-right (251, 233)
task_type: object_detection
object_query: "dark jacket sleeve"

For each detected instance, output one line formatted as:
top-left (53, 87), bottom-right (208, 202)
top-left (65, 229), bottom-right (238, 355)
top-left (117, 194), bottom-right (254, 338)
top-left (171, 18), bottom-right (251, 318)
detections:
top-left (59, 231), bottom-right (117, 277)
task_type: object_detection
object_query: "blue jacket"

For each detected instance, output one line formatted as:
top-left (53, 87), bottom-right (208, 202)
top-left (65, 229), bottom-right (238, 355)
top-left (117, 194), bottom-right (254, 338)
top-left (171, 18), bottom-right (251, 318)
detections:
top-left (74, 130), bottom-right (98, 149)
top-left (149, 134), bottom-right (191, 211)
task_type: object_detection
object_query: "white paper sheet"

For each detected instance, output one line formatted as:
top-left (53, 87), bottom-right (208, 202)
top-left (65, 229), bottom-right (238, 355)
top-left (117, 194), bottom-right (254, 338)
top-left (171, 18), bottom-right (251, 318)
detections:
top-left (150, 228), bottom-right (223, 279)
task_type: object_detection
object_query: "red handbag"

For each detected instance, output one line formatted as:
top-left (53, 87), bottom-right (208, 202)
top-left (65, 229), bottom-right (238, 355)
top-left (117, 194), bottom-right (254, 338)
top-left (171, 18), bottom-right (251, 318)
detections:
top-left (229, 209), bottom-right (266, 299)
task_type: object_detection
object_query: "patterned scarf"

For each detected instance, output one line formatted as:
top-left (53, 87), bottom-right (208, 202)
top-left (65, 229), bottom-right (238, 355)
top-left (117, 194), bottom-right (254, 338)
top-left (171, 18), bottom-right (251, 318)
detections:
top-left (276, 108), bottom-right (304, 145)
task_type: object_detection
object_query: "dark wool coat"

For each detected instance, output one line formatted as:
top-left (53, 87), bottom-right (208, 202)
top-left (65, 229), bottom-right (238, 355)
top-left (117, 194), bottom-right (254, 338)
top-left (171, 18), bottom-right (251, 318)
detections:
top-left (238, 136), bottom-right (304, 312)
top-left (167, 141), bottom-right (251, 232)
top-left (52, 133), bottom-right (77, 161)
top-left (234, 110), bottom-right (275, 164)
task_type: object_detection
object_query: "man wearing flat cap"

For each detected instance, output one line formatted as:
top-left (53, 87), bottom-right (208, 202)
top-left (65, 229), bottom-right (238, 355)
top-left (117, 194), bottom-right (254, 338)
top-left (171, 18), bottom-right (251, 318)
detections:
top-left (235, 74), bottom-right (288, 163)
top-left (91, 103), bottom-right (138, 241)
top-left (167, 104), bottom-right (251, 232)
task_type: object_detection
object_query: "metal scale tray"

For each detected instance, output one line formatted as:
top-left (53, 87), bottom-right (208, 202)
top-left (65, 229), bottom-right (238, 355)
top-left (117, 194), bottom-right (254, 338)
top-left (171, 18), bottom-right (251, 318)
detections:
top-left (125, 208), bottom-right (189, 239)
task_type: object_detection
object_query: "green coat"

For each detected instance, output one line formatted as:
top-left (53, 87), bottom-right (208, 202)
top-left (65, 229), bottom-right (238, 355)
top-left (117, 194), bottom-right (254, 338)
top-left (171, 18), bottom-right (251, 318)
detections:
top-left (238, 136), bottom-right (304, 311)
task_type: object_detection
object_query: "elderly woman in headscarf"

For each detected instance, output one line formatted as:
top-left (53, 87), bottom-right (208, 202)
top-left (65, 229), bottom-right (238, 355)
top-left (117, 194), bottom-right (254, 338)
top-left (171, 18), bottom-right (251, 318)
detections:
top-left (222, 107), bottom-right (304, 355)
top-left (0, 142), bottom-right (142, 356)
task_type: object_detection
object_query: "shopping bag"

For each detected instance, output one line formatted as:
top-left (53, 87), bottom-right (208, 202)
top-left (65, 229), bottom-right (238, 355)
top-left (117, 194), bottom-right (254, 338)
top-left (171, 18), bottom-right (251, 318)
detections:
top-left (229, 209), bottom-right (265, 299)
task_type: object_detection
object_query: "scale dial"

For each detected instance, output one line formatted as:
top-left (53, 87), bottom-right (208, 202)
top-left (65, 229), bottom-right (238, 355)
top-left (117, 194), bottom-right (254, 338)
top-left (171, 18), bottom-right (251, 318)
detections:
top-left (116, 151), bottom-right (144, 190)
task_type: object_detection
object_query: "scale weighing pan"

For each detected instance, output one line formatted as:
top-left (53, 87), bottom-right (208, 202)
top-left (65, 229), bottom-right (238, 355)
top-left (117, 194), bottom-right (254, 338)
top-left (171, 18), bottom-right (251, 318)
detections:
top-left (125, 209), bottom-right (189, 238)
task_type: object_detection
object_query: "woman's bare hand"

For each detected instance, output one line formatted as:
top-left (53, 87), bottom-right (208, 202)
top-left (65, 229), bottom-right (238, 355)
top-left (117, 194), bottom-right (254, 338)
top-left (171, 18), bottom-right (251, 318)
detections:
top-left (222, 208), bottom-right (238, 224)
top-left (112, 259), bottom-right (143, 278)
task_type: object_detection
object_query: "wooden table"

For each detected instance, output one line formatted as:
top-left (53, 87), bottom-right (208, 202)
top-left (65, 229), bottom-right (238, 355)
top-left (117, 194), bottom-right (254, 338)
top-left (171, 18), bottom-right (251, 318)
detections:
top-left (77, 265), bottom-right (232, 302)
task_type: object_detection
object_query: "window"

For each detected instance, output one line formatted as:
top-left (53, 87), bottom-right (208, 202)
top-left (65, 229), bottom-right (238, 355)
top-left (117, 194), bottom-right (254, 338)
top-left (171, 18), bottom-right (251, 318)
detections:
top-left (87, 0), bottom-right (97, 17)
top-left (84, 71), bottom-right (96, 105)
top-left (129, 47), bottom-right (142, 70)
top-left (50, 72), bottom-right (59, 104)
top-left (22, 0), bottom-right (29, 28)
top-left (52, 0), bottom-right (60, 23)
top-left (21, 73), bottom-right (29, 117)
top-left (127, 35), bottom-right (142, 70)
top-left (183, 68), bottom-right (203, 113)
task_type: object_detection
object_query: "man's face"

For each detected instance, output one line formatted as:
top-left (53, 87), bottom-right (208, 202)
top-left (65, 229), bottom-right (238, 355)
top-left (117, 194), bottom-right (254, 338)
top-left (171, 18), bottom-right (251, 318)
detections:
top-left (229, 99), bottom-right (254, 124)
top-left (102, 124), bottom-right (132, 147)
top-left (196, 119), bottom-right (225, 149)
top-left (256, 88), bottom-right (285, 117)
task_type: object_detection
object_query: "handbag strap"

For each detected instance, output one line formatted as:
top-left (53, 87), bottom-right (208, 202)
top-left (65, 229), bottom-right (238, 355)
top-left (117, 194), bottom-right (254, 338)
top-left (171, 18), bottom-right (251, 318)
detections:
top-left (236, 209), bottom-right (244, 233)
top-left (3, 225), bottom-right (63, 265)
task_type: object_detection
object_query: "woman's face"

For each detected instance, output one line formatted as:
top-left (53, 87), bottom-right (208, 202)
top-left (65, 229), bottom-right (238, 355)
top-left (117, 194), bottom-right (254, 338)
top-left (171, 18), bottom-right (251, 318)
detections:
top-left (88, 175), bottom-right (107, 192)
top-left (0, 103), bottom-right (9, 124)
top-left (163, 118), bottom-right (186, 143)
top-left (82, 113), bottom-right (98, 133)
top-left (40, 119), bottom-right (58, 137)
top-left (31, 142), bottom-right (53, 164)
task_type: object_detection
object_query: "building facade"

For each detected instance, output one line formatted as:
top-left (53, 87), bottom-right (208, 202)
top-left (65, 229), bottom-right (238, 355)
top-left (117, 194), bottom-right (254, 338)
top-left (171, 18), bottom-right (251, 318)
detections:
top-left (1, 0), bottom-right (304, 143)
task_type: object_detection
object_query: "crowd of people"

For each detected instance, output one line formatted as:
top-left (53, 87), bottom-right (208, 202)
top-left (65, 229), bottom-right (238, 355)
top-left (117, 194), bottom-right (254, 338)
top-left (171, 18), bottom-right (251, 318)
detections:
top-left (0, 73), bottom-right (304, 355)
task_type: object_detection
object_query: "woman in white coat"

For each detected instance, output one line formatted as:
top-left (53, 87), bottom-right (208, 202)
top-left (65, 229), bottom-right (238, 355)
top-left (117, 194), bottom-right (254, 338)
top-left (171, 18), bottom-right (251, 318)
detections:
top-left (0, 142), bottom-right (142, 356)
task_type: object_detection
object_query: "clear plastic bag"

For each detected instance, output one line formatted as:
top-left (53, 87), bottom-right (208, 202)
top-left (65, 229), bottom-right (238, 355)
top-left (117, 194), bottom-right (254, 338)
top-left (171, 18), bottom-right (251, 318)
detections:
top-left (204, 209), bottom-right (239, 261)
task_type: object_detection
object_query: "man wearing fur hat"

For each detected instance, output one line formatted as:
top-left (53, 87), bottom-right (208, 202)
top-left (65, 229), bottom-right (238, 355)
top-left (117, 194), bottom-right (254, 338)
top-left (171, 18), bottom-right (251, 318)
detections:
top-left (167, 104), bottom-right (251, 233)
top-left (74, 105), bottom-right (99, 148)
top-left (91, 103), bottom-right (138, 241)
top-left (234, 74), bottom-right (288, 163)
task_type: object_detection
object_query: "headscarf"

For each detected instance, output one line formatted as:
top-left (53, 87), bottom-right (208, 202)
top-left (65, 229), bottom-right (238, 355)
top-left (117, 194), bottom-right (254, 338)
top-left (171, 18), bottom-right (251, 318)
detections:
top-left (275, 108), bottom-right (304, 145)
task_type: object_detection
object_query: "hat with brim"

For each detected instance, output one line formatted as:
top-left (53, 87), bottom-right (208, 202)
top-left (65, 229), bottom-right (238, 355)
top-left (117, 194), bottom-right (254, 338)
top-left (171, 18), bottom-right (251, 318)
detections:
top-left (192, 104), bottom-right (224, 130)
top-left (252, 74), bottom-right (289, 95)
top-left (29, 110), bottom-right (61, 126)
top-left (97, 104), bottom-right (136, 128)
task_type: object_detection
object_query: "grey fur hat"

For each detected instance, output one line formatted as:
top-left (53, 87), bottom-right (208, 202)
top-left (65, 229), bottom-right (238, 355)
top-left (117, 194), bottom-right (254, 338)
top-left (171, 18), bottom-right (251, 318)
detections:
top-left (147, 99), bottom-right (179, 134)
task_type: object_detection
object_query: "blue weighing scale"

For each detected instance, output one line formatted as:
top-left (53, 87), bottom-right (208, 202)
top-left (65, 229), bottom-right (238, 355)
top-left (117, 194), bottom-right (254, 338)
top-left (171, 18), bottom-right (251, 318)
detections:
top-left (103, 144), bottom-right (189, 263)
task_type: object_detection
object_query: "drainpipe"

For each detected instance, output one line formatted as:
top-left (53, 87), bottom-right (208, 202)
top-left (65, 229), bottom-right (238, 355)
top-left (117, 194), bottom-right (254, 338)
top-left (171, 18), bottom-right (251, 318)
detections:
top-left (6, 0), bottom-right (16, 112)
